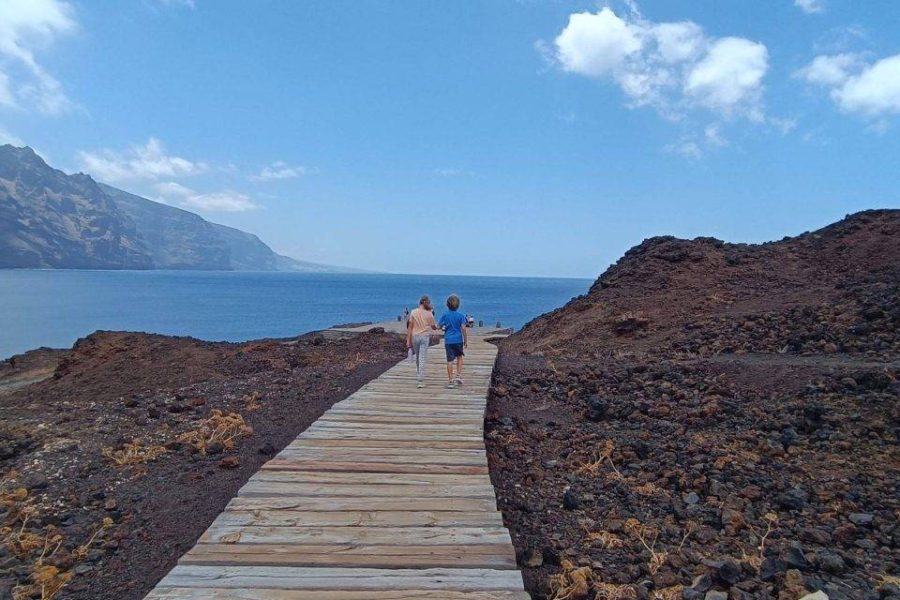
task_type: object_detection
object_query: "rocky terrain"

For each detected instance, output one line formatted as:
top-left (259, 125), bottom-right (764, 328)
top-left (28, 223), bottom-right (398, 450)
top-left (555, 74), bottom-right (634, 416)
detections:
top-left (0, 144), bottom-right (356, 272)
top-left (486, 210), bottom-right (899, 600)
top-left (0, 328), bottom-right (404, 599)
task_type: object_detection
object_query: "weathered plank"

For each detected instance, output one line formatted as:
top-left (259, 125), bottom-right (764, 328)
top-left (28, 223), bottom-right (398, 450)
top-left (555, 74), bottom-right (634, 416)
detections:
top-left (144, 338), bottom-right (523, 598)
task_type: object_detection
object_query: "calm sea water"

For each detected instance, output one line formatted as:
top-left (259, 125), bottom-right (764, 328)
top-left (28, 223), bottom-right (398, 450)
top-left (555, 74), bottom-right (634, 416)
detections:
top-left (0, 270), bottom-right (591, 359)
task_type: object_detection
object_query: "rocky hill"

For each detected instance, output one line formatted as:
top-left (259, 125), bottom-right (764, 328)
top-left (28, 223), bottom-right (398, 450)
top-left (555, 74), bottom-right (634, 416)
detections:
top-left (1, 145), bottom-right (355, 272)
top-left (486, 210), bottom-right (899, 600)
top-left (507, 209), bottom-right (899, 360)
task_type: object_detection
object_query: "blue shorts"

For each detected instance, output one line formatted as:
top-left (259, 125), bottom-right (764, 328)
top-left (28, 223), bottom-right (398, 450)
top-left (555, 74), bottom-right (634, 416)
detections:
top-left (445, 343), bottom-right (464, 362)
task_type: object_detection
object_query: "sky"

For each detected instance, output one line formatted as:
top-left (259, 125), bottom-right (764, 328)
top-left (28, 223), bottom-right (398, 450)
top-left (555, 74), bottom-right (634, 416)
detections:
top-left (1, 0), bottom-right (898, 278)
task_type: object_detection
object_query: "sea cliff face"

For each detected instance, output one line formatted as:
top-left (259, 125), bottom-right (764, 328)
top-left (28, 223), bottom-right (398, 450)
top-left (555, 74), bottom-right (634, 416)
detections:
top-left (0, 146), bottom-right (152, 269)
top-left (0, 144), bottom-right (353, 272)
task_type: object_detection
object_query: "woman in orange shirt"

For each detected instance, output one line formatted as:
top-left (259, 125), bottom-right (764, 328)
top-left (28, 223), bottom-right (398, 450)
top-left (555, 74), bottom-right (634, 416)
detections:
top-left (406, 295), bottom-right (439, 388)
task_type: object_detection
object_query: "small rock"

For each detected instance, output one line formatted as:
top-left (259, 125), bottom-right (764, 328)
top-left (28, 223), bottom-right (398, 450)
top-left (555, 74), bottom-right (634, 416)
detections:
top-left (523, 547), bottom-right (543, 568)
top-left (563, 488), bottom-right (580, 510)
top-left (704, 592), bottom-right (728, 600)
top-left (777, 486), bottom-right (809, 511)
top-left (848, 513), bottom-right (873, 526)
top-left (815, 551), bottom-right (845, 574)
top-left (690, 573), bottom-right (712, 593)
top-left (798, 593), bottom-right (829, 600)
top-left (103, 498), bottom-right (117, 511)
top-left (206, 441), bottom-right (225, 455)
top-left (684, 492), bottom-right (700, 505)
top-left (218, 456), bottom-right (240, 469)
top-left (24, 472), bottom-right (49, 490)
top-left (716, 559), bottom-right (741, 585)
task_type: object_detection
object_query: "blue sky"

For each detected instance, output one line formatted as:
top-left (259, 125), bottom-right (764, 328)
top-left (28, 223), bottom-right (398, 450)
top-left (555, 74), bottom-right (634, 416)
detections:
top-left (1, 0), bottom-right (898, 277)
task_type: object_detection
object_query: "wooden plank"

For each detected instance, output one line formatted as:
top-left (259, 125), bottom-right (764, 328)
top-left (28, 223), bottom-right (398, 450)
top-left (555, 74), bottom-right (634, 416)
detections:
top-left (249, 471), bottom-right (493, 486)
top-left (280, 438), bottom-right (485, 450)
top-left (144, 338), bottom-right (523, 598)
top-left (226, 496), bottom-right (498, 513)
top-left (181, 543), bottom-right (515, 568)
top-left (260, 461), bottom-right (489, 475)
top-left (157, 566), bottom-right (524, 591)
top-left (147, 587), bottom-right (531, 599)
top-left (210, 511), bottom-right (504, 528)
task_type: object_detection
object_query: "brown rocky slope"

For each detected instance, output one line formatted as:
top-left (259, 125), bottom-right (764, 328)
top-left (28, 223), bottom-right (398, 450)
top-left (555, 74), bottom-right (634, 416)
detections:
top-left (0, 329), bottom-right (404, 599)
top-left (486, 209), bottom-right (899, 600)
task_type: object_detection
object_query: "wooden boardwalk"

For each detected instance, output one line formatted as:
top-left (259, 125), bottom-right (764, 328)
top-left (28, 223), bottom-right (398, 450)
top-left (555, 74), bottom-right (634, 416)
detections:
top-left (145, 337), bottom-right (527, 600)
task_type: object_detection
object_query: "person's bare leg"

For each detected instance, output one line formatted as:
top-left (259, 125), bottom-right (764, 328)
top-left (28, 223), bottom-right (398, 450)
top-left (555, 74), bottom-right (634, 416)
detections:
top-left (446, 361), bottom-right (453, 384)
top-left (455, 356), bottom-right (464, 385)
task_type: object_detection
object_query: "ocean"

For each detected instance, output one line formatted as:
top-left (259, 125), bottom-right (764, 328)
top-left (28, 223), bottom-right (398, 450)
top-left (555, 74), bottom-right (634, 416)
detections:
top-left (0, 270), bottom-right (591, 359)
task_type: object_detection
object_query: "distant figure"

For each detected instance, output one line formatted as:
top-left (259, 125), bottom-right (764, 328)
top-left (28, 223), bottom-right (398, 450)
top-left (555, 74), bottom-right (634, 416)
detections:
top-left (403, 306), bottom-right (409, 321)
top-left (406, 295), bottom-right (438, 388)
top-left (439, 294), bottom-right (468, 388)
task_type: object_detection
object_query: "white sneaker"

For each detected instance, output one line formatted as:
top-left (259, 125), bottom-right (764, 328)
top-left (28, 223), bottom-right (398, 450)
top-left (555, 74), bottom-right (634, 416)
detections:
top-left (454, 377), bottom-right (463, 387)
top-left (417, 382), bottom-right (425, 388)
top-left (446, 382), bottom-right (455, 389)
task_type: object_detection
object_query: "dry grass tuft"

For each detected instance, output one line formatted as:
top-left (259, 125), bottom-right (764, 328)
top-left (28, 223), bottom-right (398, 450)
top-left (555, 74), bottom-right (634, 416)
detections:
top-left (576, 440), bottom-right (622, 480)
top-left (624, 518), bottom-right (667, 575)
top-left (593, 582), bottom-right (637, 599)
top-left (102, 439), bottom-right (167, 466)
top-left (243, 391), bottom-right (263, 411)
top-left (587, 530), bottom-right (625, 550)
top-left (652, 586), bottom-right (685, 600)
top-left (74, 517), bottom-right (113, 560)
top-left (549, 559), bottom-right (593, 600)
top-left (177, 409), bottom-right (253, 455)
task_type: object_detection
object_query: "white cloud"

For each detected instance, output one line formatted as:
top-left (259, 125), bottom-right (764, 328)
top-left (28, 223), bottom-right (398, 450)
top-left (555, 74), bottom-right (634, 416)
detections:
top-left (665, 139), bottom-right (702, 159)
top-left (433, 168), bottom-right (462, 176)
top-left (0, 126), bottom-right (24, 146)
top-left (834, 55), bottom-right (900, 116)
top-left (704, 124), bottom-right (727, 147)
top-left (0, 0), bottom-right (77, 115)
top-left (799, 53), bottom-right (900, 118)
top-left (769, 116), bottom-right (798, 134)
top-left (550, 5), bottom-right (769, 120)
top-left (794, 0), bottom-right (825, 14)
top-left (796, 53), bottom-right (860, 86)
top-left (251, 161), bottom-right (315, 181)
top-left (684, 37), bottom-right (768, 121)
top-left (76, 138), bottom-right (208, 183)
top-left (154, 181), bottom-right (258, 212)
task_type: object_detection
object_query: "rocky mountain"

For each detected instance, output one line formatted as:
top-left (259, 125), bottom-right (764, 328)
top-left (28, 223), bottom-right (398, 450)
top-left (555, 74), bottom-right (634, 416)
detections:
top-left (0, 145), bottom-right (356, 272)
top-left (487, 210), bottom-right (899, 599)
top-left (0, 146), bottom-right (152, 269)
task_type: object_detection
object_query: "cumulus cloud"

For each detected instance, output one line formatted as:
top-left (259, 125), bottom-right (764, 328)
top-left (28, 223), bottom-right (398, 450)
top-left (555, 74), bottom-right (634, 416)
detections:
top-left (154, 181), bottom-right (258, 212)
top-left (76, 138), bottom-right (208, 183)
top-left (551, 5), bottom-right (769, 120)
top-left (251, 161), bottom-right (315, 181)
top-left (794, 0), bottom-right (825, 14)
top-left (798, 53), bottom-right (900, 118)
top-left (0, 0), bottom-right (77, 115)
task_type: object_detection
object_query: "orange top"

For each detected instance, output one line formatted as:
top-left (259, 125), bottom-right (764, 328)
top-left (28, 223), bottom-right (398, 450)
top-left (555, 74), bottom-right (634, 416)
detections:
top-left (408, 307), bottom-right (437, 336)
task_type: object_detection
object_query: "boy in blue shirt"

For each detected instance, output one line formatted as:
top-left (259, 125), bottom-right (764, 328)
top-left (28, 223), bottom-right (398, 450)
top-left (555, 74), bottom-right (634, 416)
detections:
top-left (439, 294), bottom-right (468, 388)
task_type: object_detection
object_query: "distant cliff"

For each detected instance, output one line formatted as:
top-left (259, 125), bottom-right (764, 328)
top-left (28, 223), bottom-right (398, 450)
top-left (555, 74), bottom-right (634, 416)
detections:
top-left (0, 144), bottom-right (358, 272)
top-left (0, 146), bottom-right (152, 269)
